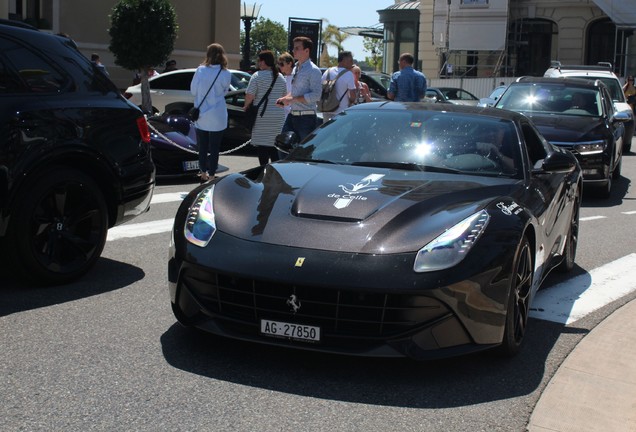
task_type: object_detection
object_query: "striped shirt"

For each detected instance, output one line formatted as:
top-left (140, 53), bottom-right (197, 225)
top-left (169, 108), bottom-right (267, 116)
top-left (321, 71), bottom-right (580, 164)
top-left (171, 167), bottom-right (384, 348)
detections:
top-left (246, 69), bottom-right (288, 147)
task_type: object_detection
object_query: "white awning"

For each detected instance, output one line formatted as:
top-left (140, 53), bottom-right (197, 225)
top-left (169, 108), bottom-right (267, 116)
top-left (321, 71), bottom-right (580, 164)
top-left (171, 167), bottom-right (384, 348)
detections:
top-left (592, 0), bottom-right (636, 28)
top-left (339, 25), bottom-right (383, 39)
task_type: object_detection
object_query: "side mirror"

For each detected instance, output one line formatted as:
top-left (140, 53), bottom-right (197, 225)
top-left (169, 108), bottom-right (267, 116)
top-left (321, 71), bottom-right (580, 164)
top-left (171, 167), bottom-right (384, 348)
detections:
top-left (612, 111), bottom-right (631, 123)
top-left (536, 150), bottom-right (577, 173)
top-left (275, 131), bottom-right (299, 154)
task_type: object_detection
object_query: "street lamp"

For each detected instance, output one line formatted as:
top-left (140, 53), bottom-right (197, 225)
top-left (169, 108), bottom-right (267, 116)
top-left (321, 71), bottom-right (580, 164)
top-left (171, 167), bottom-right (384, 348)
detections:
top-left (240, 2), bottom-right (261, 71)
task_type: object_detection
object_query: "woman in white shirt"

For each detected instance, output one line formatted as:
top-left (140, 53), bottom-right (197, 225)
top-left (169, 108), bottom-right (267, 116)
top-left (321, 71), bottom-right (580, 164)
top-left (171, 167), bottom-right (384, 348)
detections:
top-left (190, 43), bottom-right (232, 182)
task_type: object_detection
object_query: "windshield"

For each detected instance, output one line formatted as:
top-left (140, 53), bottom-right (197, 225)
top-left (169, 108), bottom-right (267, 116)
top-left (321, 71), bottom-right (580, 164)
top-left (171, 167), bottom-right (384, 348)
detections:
top-left (288, 110), bottom-right (522, 178)
top-left (496, 83), bottom-right (602, 117)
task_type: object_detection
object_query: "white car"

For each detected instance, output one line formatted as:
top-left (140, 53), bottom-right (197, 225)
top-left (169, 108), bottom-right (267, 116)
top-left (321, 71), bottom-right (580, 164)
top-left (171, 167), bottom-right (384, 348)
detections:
top-left (478, 85), bottom-right (507, 107)
top-left (544, 62), bottom-right (634, 152)
top-left (123, 68), bottom-right (251, 114)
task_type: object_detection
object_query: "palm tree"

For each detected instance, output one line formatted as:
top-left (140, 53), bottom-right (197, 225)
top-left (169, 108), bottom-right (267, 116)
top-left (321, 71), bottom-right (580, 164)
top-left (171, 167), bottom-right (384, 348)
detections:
top-left (322, 21), bottom-right (349, 54)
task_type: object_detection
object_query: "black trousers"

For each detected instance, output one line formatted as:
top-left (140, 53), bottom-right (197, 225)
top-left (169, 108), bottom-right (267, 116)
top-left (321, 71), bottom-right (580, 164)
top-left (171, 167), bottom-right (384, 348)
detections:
top-left (257, 146), bottom-right (280, 166)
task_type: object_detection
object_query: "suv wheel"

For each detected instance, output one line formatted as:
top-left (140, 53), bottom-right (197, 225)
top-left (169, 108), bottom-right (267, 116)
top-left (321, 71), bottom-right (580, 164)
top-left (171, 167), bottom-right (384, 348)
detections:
top-left (10, 168), bottom-right (108, 285)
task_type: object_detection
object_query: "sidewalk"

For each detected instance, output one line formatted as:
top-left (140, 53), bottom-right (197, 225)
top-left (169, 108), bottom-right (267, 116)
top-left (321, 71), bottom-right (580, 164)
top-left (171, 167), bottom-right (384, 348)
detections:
top-left (527, 299), bottom-right (636, 431)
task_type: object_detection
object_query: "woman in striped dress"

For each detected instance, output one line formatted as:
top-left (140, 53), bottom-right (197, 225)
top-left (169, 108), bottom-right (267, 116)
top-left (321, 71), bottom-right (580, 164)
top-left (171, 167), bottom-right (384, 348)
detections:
top-left (244, 51), bottom-right (288, 165)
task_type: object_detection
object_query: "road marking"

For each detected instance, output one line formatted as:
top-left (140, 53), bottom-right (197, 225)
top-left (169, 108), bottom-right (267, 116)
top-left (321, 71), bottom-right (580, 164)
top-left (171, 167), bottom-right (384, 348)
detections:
top-left (107, 218), bottom-right (174, 241)
top-left (151, 192), bottom-right (189, 204)
top-left (622, 211), bottom-right (636, 215)
top-left (530, 253), bottom-right (636, 324)
top-left (579, 215), bottom-right (607, 221)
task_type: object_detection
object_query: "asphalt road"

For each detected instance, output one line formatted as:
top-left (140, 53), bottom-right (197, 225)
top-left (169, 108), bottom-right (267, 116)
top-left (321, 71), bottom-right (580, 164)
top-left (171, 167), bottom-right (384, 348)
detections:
top-left (1, 143), bottom-right (635, 432)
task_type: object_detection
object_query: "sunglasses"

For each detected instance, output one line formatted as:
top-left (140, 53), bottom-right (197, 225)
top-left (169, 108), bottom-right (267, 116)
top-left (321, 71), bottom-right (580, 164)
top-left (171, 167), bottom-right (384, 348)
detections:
top-left (278, 62), bottom-right (286, 67)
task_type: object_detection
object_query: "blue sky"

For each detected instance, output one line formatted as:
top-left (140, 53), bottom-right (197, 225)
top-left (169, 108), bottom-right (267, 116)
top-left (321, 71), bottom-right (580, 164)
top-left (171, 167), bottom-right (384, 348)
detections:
top-left (250, 0), bottom-right (391, 61)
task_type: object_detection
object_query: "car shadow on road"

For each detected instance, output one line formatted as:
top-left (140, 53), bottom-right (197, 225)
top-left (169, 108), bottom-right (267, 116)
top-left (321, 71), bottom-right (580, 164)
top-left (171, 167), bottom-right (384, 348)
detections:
top-left (0, 257), bottom-right (145, 317)
top-left (581, 174), bottom-right (631, 207)
top-left (159, 315), bottom-right (587, 409)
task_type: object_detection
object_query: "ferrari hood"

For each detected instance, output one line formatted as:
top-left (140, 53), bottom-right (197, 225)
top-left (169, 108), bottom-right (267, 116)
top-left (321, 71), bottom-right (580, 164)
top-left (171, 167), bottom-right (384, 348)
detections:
top-left (213, 163), bottom-right (519, 254)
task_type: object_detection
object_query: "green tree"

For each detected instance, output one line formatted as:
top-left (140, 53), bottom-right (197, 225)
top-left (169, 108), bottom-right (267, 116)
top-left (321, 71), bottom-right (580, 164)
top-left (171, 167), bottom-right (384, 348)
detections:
top-left (109, 0), bottom-right (178, 113)
top-left (362, 37), bottom-right (383, 72)
top-left (240, 17), bottom-right (288, 66)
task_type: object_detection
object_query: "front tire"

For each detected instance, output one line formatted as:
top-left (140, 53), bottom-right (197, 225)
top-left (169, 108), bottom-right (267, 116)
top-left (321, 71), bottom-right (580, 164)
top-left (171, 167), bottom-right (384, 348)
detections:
top-left (497, 236), bottom-right (533, 357)
top-left (558, 193), bottom-right (580, 272)
top-left (9, 168), bottom-right (108, 285)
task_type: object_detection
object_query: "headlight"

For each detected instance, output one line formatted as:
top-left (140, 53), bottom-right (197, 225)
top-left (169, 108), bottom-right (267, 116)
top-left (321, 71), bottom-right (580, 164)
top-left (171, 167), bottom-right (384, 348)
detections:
top-left (184, 185), bottom-right (216, 247)
top-left (413, 210), bottom-right (490, 272)
top-left (574, 140), bottom-right (605, 155)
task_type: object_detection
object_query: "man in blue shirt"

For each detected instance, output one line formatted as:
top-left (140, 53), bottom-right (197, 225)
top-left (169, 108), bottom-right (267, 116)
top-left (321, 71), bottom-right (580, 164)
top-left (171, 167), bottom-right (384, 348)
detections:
top-left (276, 36), bottom-right (322, 141)
top-left (387, 53), bottom-right (426, 102)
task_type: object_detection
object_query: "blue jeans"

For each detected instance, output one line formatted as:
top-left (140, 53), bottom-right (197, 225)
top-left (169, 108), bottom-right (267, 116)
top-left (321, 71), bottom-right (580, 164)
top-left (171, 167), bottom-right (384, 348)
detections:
top-left (279, 114), bottom-right (319, 159)
top-left (283, 113), bottom-right (319, 140)
top-left (196, 128), bottom-right (224, 175)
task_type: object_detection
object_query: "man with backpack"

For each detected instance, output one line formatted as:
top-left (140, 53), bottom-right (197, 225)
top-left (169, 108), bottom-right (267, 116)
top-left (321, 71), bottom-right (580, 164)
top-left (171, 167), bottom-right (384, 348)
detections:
top-left (276, 36), bottom-right (322, 142)
top-left (319, 51), bottom-right (357, 122)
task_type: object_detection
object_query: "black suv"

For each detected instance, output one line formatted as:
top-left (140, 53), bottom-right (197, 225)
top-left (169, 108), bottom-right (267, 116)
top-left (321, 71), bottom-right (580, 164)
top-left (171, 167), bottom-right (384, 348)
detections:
top-left (495, 77), bottom-right (629, 198)
top-left (0, 21), bottom-right (155, 284)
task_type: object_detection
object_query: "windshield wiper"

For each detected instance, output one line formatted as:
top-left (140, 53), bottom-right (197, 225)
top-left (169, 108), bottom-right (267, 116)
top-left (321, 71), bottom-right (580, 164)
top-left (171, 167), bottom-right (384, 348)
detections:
top-left (351, 161), bottom-right (462, 174)
top-left (292, 157), bottom-right (338, 165)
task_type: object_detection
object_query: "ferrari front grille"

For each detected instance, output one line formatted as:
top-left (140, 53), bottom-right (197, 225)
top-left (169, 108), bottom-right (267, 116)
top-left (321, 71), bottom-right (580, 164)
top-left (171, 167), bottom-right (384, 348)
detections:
top-left (181, 267), bottom-right (449, 339)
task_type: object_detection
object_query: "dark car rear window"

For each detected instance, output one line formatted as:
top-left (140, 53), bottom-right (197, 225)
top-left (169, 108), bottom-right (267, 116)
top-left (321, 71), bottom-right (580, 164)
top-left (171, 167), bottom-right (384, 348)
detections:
top-left (0, 36), bottom-right (67, 93)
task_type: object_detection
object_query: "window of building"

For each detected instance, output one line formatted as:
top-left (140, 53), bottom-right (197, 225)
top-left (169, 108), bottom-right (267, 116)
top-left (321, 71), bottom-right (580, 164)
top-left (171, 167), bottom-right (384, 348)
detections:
top-left (507, 19), bottom-right (557, 76)
top-left (585, 18), bottom-right (632, 74)
top-left (8, 0), bottom-right (53, 30)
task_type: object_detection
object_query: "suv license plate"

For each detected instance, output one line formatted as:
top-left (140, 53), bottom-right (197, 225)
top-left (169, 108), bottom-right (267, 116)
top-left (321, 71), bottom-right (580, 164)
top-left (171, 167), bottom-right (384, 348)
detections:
top-left (260, 319), bottom-right (320, 342)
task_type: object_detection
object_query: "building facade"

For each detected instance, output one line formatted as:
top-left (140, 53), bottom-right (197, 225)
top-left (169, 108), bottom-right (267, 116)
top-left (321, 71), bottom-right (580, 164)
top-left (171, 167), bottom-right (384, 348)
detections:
top-left (2, 0), bottom-right (241, 89)
top-left (380, 0), bottom-right (636, 79)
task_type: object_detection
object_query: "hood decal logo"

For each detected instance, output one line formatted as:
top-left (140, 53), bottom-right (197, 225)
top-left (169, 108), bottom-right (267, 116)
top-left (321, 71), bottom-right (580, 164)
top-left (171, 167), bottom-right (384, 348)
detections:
top-left (329, 174), bottom-right (384, 209)
top-left (497, 201), bottom-right (522, 216)
top-left (286, 294), bottom-right (301, 314)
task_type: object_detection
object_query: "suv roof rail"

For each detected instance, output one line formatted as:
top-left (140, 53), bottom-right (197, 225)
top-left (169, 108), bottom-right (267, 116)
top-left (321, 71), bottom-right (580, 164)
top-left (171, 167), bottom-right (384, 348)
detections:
top-left (547, 60), bottom-right (613, 72)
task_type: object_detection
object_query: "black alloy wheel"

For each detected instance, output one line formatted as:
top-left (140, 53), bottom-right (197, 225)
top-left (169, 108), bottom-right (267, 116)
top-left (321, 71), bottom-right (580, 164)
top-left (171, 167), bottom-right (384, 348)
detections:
top-left (559, 194), bottom-right (580, 272)
top-left (497, 237), bottom-right (533, 356)
top-left (10, 168), bottom-right (108, 285)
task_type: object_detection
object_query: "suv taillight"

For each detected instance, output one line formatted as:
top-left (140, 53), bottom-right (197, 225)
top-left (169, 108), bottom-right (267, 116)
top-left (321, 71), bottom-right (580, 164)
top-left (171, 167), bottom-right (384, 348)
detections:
top-left (136, 116), bottom-right (150, 143)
